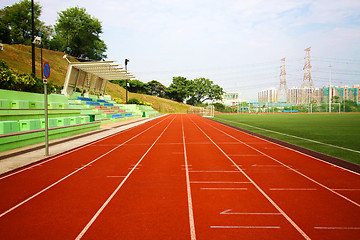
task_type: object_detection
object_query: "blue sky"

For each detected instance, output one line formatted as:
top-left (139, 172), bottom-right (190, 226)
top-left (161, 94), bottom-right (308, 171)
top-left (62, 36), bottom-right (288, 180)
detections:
top-left (1, 0), bottom-right (360, 100)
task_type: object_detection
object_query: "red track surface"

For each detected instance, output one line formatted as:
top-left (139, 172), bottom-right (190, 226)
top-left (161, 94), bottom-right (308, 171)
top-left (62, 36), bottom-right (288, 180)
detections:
top-left (0, 114), bottom-right (359, 239)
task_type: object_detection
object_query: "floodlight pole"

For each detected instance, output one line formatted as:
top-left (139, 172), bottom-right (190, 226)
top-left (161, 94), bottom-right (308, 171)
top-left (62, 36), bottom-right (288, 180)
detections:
top-left (31, 0), bottom-right (35, 75)
top-left (125, 59), bottom-right (129, 103)
top-left (329, 65), bottom-right (332, 113)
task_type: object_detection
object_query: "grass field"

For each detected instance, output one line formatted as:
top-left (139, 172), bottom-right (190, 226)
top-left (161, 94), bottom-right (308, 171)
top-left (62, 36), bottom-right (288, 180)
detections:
top-left (213, 113), bottom-right (360, 165)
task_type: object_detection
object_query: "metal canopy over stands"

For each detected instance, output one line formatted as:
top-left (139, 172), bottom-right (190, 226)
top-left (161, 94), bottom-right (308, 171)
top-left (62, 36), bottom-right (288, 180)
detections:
top-left (61, 61), bottom-right (135, 97)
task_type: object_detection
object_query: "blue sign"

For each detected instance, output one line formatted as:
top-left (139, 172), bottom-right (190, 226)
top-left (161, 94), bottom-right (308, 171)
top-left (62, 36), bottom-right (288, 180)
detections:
top-left (43, 62), bottom-right (50, 78)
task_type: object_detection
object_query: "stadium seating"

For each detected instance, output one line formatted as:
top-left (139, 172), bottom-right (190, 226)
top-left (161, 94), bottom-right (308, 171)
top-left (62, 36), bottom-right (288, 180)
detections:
top-left (0, 89), bottom-right (159, 152)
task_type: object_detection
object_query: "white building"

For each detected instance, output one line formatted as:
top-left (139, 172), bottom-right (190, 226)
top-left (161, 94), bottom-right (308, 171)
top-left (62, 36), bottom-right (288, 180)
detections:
top-left (222, 92), bottom-right (242, 106)
top-left (258, 88), bottom-right (277, 103)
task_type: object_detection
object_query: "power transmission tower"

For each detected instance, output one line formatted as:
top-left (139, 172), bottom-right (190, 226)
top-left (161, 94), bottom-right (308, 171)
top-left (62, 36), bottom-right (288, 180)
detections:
top-left (277, 57), bottom-right (288, 102)
top-left (301, 47), bottom-right (314, 103)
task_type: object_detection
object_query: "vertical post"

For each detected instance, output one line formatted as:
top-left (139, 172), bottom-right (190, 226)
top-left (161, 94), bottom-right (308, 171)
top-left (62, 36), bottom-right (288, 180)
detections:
top-left (329, 65), bottom-right (332, 113)
top-left (44, 81), bottom-right (49, 156)
top-left (41, 41), bottom-right (49, 156)
top-left (31, 0), bottom-right (35, 75)
top-left (125, 59), bottom-right (129, 104)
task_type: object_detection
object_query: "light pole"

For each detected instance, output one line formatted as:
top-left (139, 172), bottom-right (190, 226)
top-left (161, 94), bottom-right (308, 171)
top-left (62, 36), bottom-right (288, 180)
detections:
top-left (31, 0), bottom-right (35, 75)
top-left (329, 64), bottom-right (332, 113)
top-left (125, 59), bottom-right (129, 103)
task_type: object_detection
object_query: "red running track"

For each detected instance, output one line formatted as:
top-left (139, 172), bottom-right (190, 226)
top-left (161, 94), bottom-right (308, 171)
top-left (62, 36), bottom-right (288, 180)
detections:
top-left (0, 114), bottom-right (359, 239)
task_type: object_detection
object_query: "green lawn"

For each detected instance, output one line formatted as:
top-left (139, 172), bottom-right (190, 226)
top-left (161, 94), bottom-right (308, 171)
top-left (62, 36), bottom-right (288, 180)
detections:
top-left (213, 113), bottom-right (360, 164)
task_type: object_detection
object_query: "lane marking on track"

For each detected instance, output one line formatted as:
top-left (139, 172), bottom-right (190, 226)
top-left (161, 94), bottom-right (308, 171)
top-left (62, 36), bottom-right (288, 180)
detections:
top-left (0, 116), bottom-right (172, 218)
top-left (332, 189), bottom-right (360, 191)
top-left (188, 170), bottom-right (238, 173)
top-left (191, 181), bottom-right (250, 184)
top-left (189, 116), bottom-right (311, 240)
top-left (220, 209), bottom-right (281, 215)
top-left (210, 226), bottom-right (281, 229)
top-left (201, 188), bottom-right (248, 190)
top-left (314, 227), bottom-right (360, 230)
top-left (205, 120), bottom-right (360, 208)
top-left (181, 115), bottom-right (197, 240)
top-left (269, 188), bottom-right (317, 191)
top-left (228, 154), bottom-right (262, 156)
top-left (212, 118), bottom-right (360, 176)
top-left (252, 164), bottom-right (283, 167)
top-left (0, 115), bottom-right (171, 181)
top-left (75, 115), bottom-right (177, 240)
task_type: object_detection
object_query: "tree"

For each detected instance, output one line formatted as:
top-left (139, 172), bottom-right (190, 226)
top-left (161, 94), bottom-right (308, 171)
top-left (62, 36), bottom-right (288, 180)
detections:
top-left (128, 79), bottom-right (146, 94)
top-left (0, 0), bottom-right (47, 45)
top-left (52, 6), bottom-right (107, 60)
top-left (166, 76), bottom-right (190, 103)
top-left (0, 60), bottom-right (56, 93)
top-left (110, 79), bottom-right (147, 94)
top-left (187, 77), bottom-right (224, 105)
top-left (145, 80), bottom-right (167, 97)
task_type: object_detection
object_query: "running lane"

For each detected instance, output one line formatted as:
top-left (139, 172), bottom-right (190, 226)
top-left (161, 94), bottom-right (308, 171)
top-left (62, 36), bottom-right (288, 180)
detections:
top-left (0, 114), bottom-right (359, 239)
top-left (77, 115), bottom-right (192, 239)
top-left (0, 115), bottom-right (174, 239)
top-left (183, 115), bottom-right (307, 239)
top-left (191, 114), bottom-right (360, 240)
top-left (0, 115), bottom-right (170, 213)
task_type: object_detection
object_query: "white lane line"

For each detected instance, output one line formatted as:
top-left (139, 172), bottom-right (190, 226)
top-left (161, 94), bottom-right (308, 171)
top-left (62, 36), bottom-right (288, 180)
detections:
top-left (211, 226), bottom-right (280, 229)
top-left (189, 116), bottom-right (311, 240)
top-left (188, 170), bottom-right (238, 173)
top-left (201, 188), bottom-right (248, 190)
top-left (228, 154), bottom-right (262, 156)
top-left (213, 118), bottom-right (360, 176)
top-left (181, 116), bottom-right (197, 240)
top-left (252, 164), bottom-right (283, 167)
top-left (332, 189), bottom-right (360, 191)
top-left (220, 209), bottom-right (281, 215)
top-left (75, 115), bottom-right (176, 240)
top-left (269, 188), bottom-right (317, 191)
top-left (190, 181), bottom-right (250, 184)
top-left (0, 115), bottom-right (171, 181)
top-left (206, 120), bottom-right (360, 208)
top-left (0, 116), bottom-right (171, 219)
top-left (314, 227), bottom-right (360, 230)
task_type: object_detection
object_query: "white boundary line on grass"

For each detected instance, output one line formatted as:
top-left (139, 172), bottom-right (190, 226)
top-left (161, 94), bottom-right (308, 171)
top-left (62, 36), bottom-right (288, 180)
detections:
top-left (215, 117), bottom-right (360, 154)
top-left (188, 116), bottom-right (311, 240)
top-left (75, 115), bottom-right (176, 239)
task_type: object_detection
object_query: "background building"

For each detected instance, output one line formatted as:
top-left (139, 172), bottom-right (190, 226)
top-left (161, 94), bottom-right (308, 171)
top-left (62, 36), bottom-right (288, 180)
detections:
top-left (222, 92), bottom-right (242, 106)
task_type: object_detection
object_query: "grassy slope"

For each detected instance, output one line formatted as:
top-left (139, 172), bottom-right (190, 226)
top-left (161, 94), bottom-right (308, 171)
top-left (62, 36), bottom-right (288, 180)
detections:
top-left (0, 44), bottom-right (191, 113)
top-left (214, 113), bottom-right (360, 164)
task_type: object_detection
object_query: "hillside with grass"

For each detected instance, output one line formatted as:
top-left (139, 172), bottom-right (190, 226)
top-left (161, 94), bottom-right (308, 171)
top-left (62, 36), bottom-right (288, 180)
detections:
top-left (0, 44), bottom-right (191, 113)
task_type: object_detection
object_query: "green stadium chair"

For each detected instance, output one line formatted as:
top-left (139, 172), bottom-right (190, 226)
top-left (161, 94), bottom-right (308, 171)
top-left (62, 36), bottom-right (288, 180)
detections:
top-left (0, 121), bottom-right (19, 134)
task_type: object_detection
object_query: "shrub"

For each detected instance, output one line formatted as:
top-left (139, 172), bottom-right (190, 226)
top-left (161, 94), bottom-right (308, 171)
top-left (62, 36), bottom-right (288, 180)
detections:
top-left (127, 98), bottom-right (141, 104)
